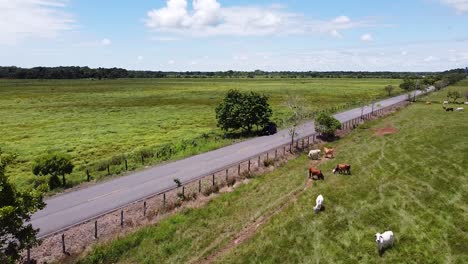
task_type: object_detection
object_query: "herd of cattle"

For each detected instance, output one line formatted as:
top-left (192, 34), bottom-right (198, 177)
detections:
top-left (307, 146), bottom-right (394, 256)
top-left (442, 100), bottom-right (465, 112)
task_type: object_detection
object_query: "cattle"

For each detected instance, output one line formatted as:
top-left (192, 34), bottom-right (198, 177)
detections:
top-left (308, 149), bottom-right (321, 160)
top-left (443, 100), bottom-right (449, 104)
top-left (324, 147), bottom-right (334, 158)
top-left (456, 107), bottom-right (464, 111)
top-left (309, 167), bottom-right (324, 180)
top-left (446, 107), bottom-right (454, 112)
top-left (375, 231), bottom-right (395, 256)
top-left (333, 164), bottom-right (351, 175)
top-left (465, 102), bottom-right (468, 105)
top-left (425, 101), bottom-right (431, 105)
top-left (313, 194), bottom-right (324, 213)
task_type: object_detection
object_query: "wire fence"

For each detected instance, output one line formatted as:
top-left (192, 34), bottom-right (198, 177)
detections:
top-left (25, 98), bottom-right (412, 263)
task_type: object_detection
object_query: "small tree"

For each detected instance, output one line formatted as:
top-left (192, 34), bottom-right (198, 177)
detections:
top-left (315, 112), bottom-right (341, 138)
top-left (283, 95), bottom-right (308, 147)
top-left (384, 85), bottom-right (395, 96)
top-left (400, 78), bottom-right (416, 101)
top-left (1, 149), bottom-right (45, 263)
top-left (215, 90), bottom-right (272, 134)
top-left (447, 90), bottom-right (461, 103)
top-left (32, 153), bottom-right (74, 188)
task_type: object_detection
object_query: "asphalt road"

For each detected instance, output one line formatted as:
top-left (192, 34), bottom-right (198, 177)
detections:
top-left (30, 87), bottom-right (432, 238)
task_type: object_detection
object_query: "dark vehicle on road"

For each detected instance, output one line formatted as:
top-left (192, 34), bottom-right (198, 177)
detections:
top-left (261, 122), bottom-right (277, 135)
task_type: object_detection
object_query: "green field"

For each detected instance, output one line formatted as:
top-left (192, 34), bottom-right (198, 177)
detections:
top-left (0, 78), bottom-right (401, 190)
top-left (77, 84), bottom-right (468, 264)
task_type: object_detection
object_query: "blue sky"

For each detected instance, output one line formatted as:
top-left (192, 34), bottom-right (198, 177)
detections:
top-left (1, 0), bottom-right (467, 71)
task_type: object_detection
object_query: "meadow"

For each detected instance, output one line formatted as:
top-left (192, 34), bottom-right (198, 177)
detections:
top-left (0, 78), bottom-right (401, 190)
top-left (76, 84), bottom-right (468, 264)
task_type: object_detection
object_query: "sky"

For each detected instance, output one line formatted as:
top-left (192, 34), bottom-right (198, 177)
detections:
top-left (1, 0), bottom-right (468, 71)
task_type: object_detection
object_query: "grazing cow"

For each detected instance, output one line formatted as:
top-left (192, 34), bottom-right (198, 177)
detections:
top-left (375, 231), bottom-right (395, 256)
top-left (446, 107), bottom-right (454, 112)
top-left (313, 194), bottom-right (324, 213)
top-left (308, 149), bottom-right (321, 160)
top-left (309, 167), bottom-right (324, 180)
top-left (426, 101), bottom-right (431, 105)
top-left (465, 102), bottom-right (468, 105)
top-left (333, 164), bottom-right (351, 175)
top-left (456, 107), bottom-right (464, 111)
top-left (443, 100), bottom-right (449, 104)
top-left (324, 147), bottom-right (334, 158)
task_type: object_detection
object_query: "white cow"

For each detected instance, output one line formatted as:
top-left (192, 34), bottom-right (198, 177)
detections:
top-left (443, 100), bottom-right (449, 104)
top-left (456, 107), bottom-right (464, 111)
top-left (313, 194), bottom-right (324, 213)
top-left (375, 231), bottom-right (395, 256)
top-left (308, 149), bottom-right (321, 160)
top-left (464, 102), bottom-right (468, 105)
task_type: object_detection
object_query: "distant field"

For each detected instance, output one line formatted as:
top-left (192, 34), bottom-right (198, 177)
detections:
top-left (424, 79), bottom-right (468, 103)
top-left (0, 78), bottom-right (401, 190)
top-left (77, 85), bottom-right (468, 264)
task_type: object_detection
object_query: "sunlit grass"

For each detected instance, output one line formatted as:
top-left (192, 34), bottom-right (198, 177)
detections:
top-left (0, 78), bottom-right (402, 190)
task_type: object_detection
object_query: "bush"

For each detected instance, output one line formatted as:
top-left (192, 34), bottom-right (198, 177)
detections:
top-left (315, 112), bottom-right (341, 138)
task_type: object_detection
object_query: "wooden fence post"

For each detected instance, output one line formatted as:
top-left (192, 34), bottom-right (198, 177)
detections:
top-left (302, 138), bottom-right (304, 149)
top-left (61, 234), bottom-right (66, 254)
top-left (307, 136), bottom-right (310, 146)
top-left (238, 164), bottom-right (240, 175)
top-left (248, 160), bottom-right (251, 171)
top-left (143, 201), bottom-right (147, 216)
top-left (27, 247), bottom-right (31, 263)
top-left (107, 162), bottom-right (110, 175)
top-left (198, 179), bottom-right (201, 193)
top-left (266, 152), bottom-right (269, 161)
top-left (125, 159), bottom-right (128, 171)
top-left (120, 210), bottom-right (124, 227)
top-left (182, 186), bottom-right (185, 197)
top-left (86, 169), bottom-right (90, 182)
top-left (225, 169), bottom-right (228, 182)
top-left (212, 174), bottom-right (215, 186)
top-left (163, 193), bottom-right (166, 207)
top-left (275, 149), bottom-right (278, 159)
top-left (141, 154), bottom-right (144, 164)
top-left (283, 146), bottom-right (286, 155)
top-left (258, 156), bottom-right (261, 166)
top-left (94, 221), bottom-right (98, 239)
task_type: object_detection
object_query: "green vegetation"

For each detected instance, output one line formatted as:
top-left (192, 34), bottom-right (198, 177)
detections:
top-left (424, 79), bottom-right (468, 103)
top-left (32, 153), bottom-right (74, 189)
top-left (215, 90), bottom-right (272, 134)
top-left (0, 78), bottom-right (402, 191)
top-left (0, 150), bottom-right (45, 264)
top-left (78, 85), bottom-right (468, 263)
top-left (315, 112), bottom-right (341, 138)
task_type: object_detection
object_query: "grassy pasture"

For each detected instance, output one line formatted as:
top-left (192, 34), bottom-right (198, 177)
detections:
top-left (0, 78), bottom-right (401, 190)
top-left (77, 86), bottom-right (468, 263)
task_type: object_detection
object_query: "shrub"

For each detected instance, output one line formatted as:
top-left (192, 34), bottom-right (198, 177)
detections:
top-left (315, 112), bottom-right (341, 138)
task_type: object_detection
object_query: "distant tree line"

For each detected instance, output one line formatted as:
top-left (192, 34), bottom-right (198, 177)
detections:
top-left (2, 66), bottom-right (466, 80)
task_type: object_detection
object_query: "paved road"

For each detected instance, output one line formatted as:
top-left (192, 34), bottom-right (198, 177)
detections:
top-left (31, 87), bottom-right (433, 237)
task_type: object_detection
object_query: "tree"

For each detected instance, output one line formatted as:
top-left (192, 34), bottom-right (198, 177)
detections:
top-left (315, 112), bottom-right (341, 138)
top-left (32, 153), bottom-right (74, 188)
top-left (215, 90), bottom-right (272, 134)
top-left (384, 85), bottom-right (395, 96)
top-left (447, 90), bottom-right (461, 103)
top-left (1, 149), bottom-right (45, 263)
top-left (283, 95), bottom-right (308, 147)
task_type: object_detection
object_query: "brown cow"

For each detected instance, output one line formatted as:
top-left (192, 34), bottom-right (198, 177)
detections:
top-left (309, 167), bottom-right (324, 180)
top-left (324, 147), bottom-right (334, 158)
top-left (333, 164), bottom-right (351, 175)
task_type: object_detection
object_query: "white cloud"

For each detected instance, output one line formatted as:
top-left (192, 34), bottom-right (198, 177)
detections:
top-left (330, 29), bottom-right (342, 38)
top-left (151, 36), bottom-right (179, 41)
top-left (440, 0), bottom-right (468, 13)
top-left (401, 50), bottom-right (408, 56)
top-left (76, 38), bottom-right (112, 47)
top-left (0, 0), bottom-right (73, 45)
top-left (423, 55), bottom-right (439, 62)
top-left (145, 0), bottom-right (373, 37)
top-left (361, 33), bottom-right (373, 41)
top-left (168, 59), bottom-right (175, 64)
top-left (101, 38), bottom-right (111, 46)
top-left (137, 55), bottom-right (143, 61)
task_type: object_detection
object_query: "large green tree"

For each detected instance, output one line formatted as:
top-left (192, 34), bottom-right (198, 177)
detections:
top-left (1, 150), bottom-right (45, 263)
top-left (215, 90), bottom-right (272, 133)
top-left (32, 153), bottom-right (74, 188)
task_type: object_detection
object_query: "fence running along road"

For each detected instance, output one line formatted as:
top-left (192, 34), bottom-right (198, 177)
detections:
top-left (30, 87), bottom-right (433, 239)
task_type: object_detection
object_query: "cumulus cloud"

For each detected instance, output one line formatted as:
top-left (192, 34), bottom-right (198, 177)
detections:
top-left (101, 38), bottom-right (111, 46)
top-left (361, 33), bottom-right (373, 41)
top-left (440, 0), bottom-right (468, 13)
top-left (76, 38), bottom-right (112, 47)
top-left (137, 55), bottom-right (143, 61)
top-left (145, 0), bottom-right (372, 37)
top-left (0, 0), bottom-right (73, 45)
